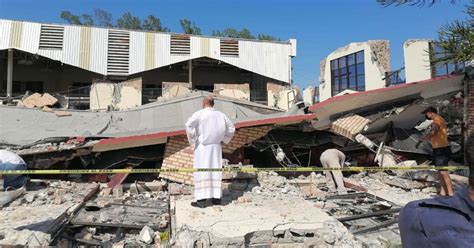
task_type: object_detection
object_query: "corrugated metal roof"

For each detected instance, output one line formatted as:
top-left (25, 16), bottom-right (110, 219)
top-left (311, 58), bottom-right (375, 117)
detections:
top-left (0, 19), bottom-right (295, 83)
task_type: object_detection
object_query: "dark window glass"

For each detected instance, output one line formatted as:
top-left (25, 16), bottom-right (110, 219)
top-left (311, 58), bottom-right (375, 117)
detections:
top-left (357, 75), bottom-right (365, 88)
top-left (356, 51), bottom-right (364, 63)
top-left (338, 57), bottom-right (347, 68)
top-left (330, 50), bottom-right (364, 96)
top-left (347, 54), bottom-right (355, 65)
top-left (356, 63), bottom-right (364, 75)
top-left (348, 65), bottom-right (356, 77)
top-left (349, 76), bottom-right (357, 89)
top-left (339, 68), bottom-right (347, 77)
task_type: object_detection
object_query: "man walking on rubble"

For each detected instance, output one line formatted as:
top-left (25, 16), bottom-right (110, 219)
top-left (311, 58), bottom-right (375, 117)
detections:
top-left (422, 106), bottom-right (453, 196)
top-left (320, 149), bottom-right (347, 194)
top-left (185, 96), bottom-right (235, 208)
top-left (0, 150), bottom-right (28, 190)
top-left (398, 135), bottom-right (474, 247)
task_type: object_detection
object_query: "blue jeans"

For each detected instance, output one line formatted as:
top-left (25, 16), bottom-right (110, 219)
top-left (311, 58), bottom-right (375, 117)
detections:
top-left (0, 162), bottom-right (27, 190)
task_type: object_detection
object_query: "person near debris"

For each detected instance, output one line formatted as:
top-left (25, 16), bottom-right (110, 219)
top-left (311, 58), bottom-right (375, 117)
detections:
top-left (422, 106), bottom-right (453, 196)
top-left (320, 149), bottom-right (347, 194)
top-left (0, 150), bottom-right (28, 190)
top-left (185, 96), bottom-right (235, 208)
top-left (398, 135), bottom-right (474, 247)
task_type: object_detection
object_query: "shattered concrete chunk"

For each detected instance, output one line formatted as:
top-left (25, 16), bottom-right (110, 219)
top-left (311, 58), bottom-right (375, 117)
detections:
top-left (139, 226), bottom-right (155, 244)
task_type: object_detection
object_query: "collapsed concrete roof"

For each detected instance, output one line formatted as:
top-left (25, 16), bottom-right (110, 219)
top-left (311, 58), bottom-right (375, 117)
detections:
top-left (0, 91), bottom-right (314, 149)
top-left (309, 74), bottom-right (464, 130)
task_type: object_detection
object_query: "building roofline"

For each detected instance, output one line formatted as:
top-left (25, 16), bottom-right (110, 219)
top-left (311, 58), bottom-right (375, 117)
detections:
top-left (0, 18), bottom-right (293, 45)
top-left (309, 73), bottom-right (464, 112)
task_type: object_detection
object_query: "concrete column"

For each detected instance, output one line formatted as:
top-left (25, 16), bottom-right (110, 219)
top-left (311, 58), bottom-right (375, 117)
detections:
top-left (7, 49), bottom-right (13, 97)
top-left (188, 59), bottom-right (192, 89)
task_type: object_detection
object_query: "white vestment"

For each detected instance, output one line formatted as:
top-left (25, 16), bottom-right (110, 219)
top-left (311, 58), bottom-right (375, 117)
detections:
top-left (185, 107), bottom-right (235, 201)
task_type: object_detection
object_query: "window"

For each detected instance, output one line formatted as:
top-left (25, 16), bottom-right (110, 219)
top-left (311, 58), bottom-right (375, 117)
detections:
top-left (142, 84), bottom-right (162, 103)
top-left (330, 50), bottom-right (365, 96)
top-left (39, 25), bottom-right (64, 50)
top-left (220, 39), bottom-right (239, 57)
top-left (107, 30), bottom-right (130, 76)
top-left (69, 82), bottom-right (91, 97)
top-left (432, 44), bottom-right (465, 77)
top-left (170, 35), bottom-right (190, 55)
top-left (5, 81), bottom-right (44, 96)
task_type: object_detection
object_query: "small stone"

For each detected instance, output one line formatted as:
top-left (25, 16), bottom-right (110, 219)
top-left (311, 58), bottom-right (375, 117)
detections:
top-left (323, 234), bottom-right (336, 245)
top-left (236, 196), bottom-right (252, 204)
top-left (96, 199), bottom-right (110, 208)
top-left (154, 231), bottom-right (161, 244)
top-left (213, 206), bottom-right (222, 212)
top-left (113, 185), bottom-right (123, 198)
top-left (159, 219), bottom-right (168, 229)
top-left (144, 192), bottom-right (152, 198)
top-left (87, 227), bottom-right (97, 235)
top-left (100, 188), bottom-right (112, 196)
top-left (99, 212), bottom-right (110, 222)
top-left (112, 241), bottom-right (125, 248)
top-left (85, 215), bottom-right (96, 223)
top-left (281, 187), bottom-right (289, 194)
top-left (83, 233), bottom-right (93, 241)
top-left (139, 226), bottom-right (155, 244)
top-left (114, 206), bottom-right (126, 214)
top-left (53, 197), bottom-right (63, 205)
top-left (24, 193), bottom-right (36, 203)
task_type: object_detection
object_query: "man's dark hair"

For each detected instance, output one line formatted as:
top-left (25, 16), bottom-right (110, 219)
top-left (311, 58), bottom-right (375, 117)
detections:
top-left (422, 106), bottom-right (438, 114)
top-left (203, 96), bottom-right (215, 107)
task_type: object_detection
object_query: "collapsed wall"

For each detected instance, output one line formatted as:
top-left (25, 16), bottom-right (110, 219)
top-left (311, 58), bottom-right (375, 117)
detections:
top-left (160, 125), bottom-right (273, 185)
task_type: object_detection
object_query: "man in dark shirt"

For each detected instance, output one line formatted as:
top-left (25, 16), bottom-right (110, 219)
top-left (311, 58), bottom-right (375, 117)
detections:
top-left (398, 135), bottom-right (474, 247)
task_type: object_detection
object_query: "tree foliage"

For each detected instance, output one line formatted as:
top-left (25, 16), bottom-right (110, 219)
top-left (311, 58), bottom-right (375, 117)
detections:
top-left (377, 0), bottom-right (457, 7)
top-left (143, 15), bottom-right (170, 32)
top-left (378, 0), bottom-right (473, 63)
top-left (60, 9), bottom-right (169, 31)
top-left (433, 2), bottom-right (474, 63)
top-left (116, 12), bottom-right (142, 30)
top-left (59, 10), bottom-right (279, 41)
top-left (180, 19), bottom-right (201, 35)
top-left (212, 28), bottom-right (279, 40)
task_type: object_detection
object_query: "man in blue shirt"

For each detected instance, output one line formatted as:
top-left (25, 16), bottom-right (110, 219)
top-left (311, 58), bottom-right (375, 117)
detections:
top-left (398, 136), bottom-right (474, 247)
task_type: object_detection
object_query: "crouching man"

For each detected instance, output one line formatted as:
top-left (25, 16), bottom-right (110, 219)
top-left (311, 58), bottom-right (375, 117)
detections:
top-left (320, 149), bottom-right (347, 194)
top-left (185, 96), bottom-right (235, 208)
top-left (398, 135), bottom-right (474, 247)
top-left (0, 149), bottom-right (28, 190)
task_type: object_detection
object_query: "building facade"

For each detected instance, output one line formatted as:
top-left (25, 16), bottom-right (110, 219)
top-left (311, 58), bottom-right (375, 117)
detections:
top-left (0, 19), bottom-right (296, 105)
top-left (317, 39), bottom-right (465, 102)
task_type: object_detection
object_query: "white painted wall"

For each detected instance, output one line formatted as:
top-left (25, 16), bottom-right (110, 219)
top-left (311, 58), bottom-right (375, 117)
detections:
top-left (404, 40), bottom-right (432, 83)
top-left (319, 41), bottom-right (389, 102)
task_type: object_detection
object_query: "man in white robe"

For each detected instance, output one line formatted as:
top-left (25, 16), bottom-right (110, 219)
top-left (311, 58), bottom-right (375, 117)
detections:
top-left (185, 96), bottom-right (235, 208)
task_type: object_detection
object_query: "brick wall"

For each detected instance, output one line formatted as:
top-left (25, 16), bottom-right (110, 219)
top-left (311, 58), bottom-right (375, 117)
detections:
top-left (160, 125), bottom-right (273, 184)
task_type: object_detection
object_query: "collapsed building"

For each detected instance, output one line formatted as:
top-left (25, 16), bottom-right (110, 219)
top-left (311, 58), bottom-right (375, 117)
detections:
top-left (0, 18), bottom-right (473, 247)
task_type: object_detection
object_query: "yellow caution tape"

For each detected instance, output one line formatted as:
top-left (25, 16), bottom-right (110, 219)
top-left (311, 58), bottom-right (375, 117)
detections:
top-left (0, 166), bottom-right (469, 175)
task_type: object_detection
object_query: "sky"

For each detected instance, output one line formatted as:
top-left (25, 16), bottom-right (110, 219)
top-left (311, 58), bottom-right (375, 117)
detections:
top-left (0, 0), bottom-right (467, 88)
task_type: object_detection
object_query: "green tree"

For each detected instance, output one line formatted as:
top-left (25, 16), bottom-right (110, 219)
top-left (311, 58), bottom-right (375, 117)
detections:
top-left (143, 15), bottom-right (170, 32)
top-left (180, 19), bottom-right (201, 35)
top-left (378, 0), bottom-right (473, 64)
top-left (116, 12), bottom-right (142, 30)
top-left (94, 9), bottom-right (113, 27)
top-left (377, 0), bottom-right (456, 7)
top-left (257, 34), bottom-right (279, 41)
top-left (81, 14), bottom-right (94, 26)
top-left (60, 11), bottom-right (83, 25)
